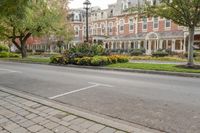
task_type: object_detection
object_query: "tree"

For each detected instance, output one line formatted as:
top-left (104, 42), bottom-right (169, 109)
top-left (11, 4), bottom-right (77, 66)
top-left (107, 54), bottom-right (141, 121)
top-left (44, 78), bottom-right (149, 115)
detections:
top-left (0, 0), bottom-right (72, 58)
top-left (147, 0), bottom-right (200, 67)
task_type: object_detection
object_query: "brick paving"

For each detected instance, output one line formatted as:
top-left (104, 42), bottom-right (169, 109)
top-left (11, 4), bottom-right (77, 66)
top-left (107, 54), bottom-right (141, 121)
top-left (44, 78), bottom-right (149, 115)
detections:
top-left (0, 91), bottom-right (127, 133)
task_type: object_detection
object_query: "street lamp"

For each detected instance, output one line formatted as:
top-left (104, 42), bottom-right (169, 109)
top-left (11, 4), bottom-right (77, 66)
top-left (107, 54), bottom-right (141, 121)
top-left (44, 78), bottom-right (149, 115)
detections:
top-left (83, 0), bottom-right (91, 43)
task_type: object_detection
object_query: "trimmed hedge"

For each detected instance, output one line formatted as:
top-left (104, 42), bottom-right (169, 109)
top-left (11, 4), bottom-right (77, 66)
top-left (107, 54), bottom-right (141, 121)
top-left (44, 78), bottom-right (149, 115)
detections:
top-left (0, 52), bottom-right (9, 58)
top-left (130, 48), bottom-right (145, 56)
top-left (50, 54), bottom-right (129, 66)
top-left (9, 53), bottom-right (20, 58)
top-left (152, 51), bottom-right (169, 57)
top-left (0, 44), bottom-right (9, 52)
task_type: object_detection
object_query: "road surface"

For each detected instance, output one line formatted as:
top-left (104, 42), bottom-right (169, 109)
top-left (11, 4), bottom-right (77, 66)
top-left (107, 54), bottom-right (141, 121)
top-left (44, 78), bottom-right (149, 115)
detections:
top-left (0, 61), bottom-right (200, 133)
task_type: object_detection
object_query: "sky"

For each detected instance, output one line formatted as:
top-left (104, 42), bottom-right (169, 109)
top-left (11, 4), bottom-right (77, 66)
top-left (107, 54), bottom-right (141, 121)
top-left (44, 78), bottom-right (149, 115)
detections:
top-left (69, 0), bottom-right (117, 9)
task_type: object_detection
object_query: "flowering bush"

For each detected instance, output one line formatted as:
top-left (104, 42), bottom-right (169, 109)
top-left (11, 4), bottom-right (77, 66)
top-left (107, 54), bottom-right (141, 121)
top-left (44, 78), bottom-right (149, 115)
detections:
top-left (50, 55), bottom-right (68, 64)
top-left (50, 54), bottom-right (129, 66)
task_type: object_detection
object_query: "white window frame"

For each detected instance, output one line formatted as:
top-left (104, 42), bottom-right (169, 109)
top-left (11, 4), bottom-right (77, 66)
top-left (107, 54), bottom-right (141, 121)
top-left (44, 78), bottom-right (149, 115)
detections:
top-left (165, 19), bottom-right (171, 29)
top-left (101, 23), bottom-right (105, 35)
top-left (119, 19), bottom-right (124, 33)
top-left (129, 18), bottom-right (134, 32)
top-left (153, 17), bottom-right (159, 30)
top-left (142, 17), bottom-right (147, 31)
top-left (108, 22), bottom-right (113, 35)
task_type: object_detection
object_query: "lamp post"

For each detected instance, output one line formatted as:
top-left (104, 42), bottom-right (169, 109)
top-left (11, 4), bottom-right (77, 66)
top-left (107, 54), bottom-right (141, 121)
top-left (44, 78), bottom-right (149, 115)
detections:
top-left (83, 0), bottom-right (91, 43)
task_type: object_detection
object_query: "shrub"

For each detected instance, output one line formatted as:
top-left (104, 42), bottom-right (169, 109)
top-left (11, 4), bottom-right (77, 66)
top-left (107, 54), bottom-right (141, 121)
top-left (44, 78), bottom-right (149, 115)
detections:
top-left (184, 52), bottom-right (197, 58)
top-left (9, 53), bottom-right (20, 58)
top-left (152, 51), bottom-right (169, 57)
top-left (69, 43), bottom-right (106, 57)
top-left (130, 49), bottom-right (145, 56)
top-left (117, 55), bottom-right (129, 63)
top-left (0, 44), bottom-right (9, 52)
top-left (0, 52), bottom-right (9, 58)
top-left (109, 55), bottom-right (129, 63)
top-left (75, 57), bottom-right (92, 65)
top-left (91, 56), bottom-right (109, 66)
top-left (50, 55), bottom-right (68, 64)
top-left (108, 55), bottom-right (118, 64)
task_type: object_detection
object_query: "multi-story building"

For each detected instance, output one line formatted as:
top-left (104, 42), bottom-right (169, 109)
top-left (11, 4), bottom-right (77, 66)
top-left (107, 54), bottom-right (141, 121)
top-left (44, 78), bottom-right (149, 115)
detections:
top-left (69, 0), bottom-right (200, 54)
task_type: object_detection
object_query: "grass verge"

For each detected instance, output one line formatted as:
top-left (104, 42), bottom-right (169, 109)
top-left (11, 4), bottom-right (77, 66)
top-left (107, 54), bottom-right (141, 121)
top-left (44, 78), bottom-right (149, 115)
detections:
top-left (0, 57), bottom-right (50, 64)
top-left (108, 63), bottom-right (200, 73)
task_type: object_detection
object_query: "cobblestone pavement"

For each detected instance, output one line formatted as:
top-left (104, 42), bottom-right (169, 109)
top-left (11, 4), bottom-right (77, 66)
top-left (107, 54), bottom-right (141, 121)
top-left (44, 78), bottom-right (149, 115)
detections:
top-left (0, 91), bottom-right (127, 133)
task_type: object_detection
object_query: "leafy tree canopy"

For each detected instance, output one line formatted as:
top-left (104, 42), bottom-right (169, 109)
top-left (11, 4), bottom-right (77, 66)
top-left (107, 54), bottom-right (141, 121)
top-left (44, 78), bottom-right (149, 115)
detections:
top-left (147, 0), bottom-right (200, 28)
top-left (0, 0), bottom-right (73, 57)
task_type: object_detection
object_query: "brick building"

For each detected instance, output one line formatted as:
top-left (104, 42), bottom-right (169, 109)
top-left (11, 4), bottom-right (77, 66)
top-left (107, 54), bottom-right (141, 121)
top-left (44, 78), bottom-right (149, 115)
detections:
top-left (69, 0), bottom-right (200, 54)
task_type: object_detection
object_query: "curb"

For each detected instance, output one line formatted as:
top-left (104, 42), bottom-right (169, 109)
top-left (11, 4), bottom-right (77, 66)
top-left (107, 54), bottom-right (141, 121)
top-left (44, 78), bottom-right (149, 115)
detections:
top-left (1, 59), bottom-right (200, 78)
top-left (0, 87), bottom-right (162, 133)
top-left (59, 64), bottom-right (200, 78)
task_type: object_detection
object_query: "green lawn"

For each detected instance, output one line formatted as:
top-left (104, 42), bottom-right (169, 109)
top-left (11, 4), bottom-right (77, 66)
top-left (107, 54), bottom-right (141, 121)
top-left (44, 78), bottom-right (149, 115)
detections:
top-left (108, 63), bottom-right (200, 73)
top-left (130, 56), bottom-right (200, 62)
top-left (0, 57), bottom-right (50, 64)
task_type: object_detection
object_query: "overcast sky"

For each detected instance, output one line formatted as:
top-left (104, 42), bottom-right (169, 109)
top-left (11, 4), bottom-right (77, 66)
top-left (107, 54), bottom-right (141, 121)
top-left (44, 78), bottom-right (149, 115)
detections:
top-left (69, 0), bottom-right (117, 9)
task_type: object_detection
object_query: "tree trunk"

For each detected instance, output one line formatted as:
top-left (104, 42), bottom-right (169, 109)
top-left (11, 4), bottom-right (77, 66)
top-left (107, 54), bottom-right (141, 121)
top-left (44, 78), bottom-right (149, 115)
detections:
top-left (187, 27), bottom-right (195, 67)
top-left (21, 41), bottom-right (27, 58)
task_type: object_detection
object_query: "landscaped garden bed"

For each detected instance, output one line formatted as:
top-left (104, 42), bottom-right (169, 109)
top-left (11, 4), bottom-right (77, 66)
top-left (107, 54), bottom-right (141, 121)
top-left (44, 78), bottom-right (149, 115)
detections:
top-left (50, 43), bottom-right (129, 66)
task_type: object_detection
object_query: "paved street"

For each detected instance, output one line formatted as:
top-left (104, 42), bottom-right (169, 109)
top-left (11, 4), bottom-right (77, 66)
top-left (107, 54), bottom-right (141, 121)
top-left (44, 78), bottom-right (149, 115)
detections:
top-left (0, 61), bottom-right (200, 133)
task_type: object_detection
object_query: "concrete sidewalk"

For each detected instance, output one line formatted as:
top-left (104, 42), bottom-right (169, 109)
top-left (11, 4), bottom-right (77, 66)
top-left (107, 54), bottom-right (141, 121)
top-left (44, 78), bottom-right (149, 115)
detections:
top-left (0, 88), bottom-right (158, 133)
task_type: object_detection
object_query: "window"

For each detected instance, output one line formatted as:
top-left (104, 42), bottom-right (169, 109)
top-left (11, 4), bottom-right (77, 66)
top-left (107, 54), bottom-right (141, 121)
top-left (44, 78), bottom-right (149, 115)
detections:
top-left (101, 23), bottom-right (105, 35)
top-left (153, 17), bottom-right (158, 29)
top-left (101, 12), bottom-right (104, 19)
top-left (165, 19), bottom-right (171, 28)
top-left (142, 17), bottom-right (147, 30)
top-left (129, 18), bottom-right (134, 31)
top-left (175, 40), bottom-right (181, 50)
top-left (93, 24), bottom-right (97, 35)
top-left (108, 22), bottom-right (113, 34)
top-left (83, 26), bottom-right (86, 35)
top-left (119, 19), bottom-right (124, 32)
top-left (110, 10), bottom-right (113, 17)
top-left (74, 27), bottom-right (79, 36)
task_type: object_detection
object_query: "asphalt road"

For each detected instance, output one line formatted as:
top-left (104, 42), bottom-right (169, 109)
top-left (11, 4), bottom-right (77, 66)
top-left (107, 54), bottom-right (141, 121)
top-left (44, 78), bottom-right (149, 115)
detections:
top-left (0, 61), bottom-right (200, 133)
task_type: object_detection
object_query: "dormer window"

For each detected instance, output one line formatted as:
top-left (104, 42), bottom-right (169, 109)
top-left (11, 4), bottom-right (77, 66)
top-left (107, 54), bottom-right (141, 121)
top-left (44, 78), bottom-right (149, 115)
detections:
top-left (110, 10), bottom-right (113, 17)
top-left (101, 12), bottom-right (104, 19)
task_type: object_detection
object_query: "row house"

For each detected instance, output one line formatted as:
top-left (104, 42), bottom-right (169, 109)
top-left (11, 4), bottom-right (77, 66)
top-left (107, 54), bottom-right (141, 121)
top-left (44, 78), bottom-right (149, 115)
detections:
top-left (70, 0), bottom-right (200, 54)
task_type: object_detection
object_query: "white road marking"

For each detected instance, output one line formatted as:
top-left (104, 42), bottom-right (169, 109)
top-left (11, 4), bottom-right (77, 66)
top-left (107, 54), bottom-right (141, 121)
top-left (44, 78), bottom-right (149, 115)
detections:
top-left (88, 82), bottom-right (114, 88)
top-left (49, 82), bottom-right (113, 100)
top-left (0, 68), bottom-right (21, 73)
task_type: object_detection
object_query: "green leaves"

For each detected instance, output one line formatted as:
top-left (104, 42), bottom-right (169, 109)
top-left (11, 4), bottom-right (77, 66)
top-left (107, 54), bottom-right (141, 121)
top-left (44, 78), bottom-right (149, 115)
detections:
top-left (147, 0), bottom-right (200, 27)
top-left (0, 0), bottom-right (72, 38)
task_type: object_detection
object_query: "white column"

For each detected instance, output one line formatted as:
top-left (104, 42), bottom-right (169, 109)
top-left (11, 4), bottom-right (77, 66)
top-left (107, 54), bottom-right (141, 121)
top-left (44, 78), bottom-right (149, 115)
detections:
top-left (180, 39), bottom-right (183, 51)
top-left (157, 40), bottom-right (159, 50)
top-left (138, 41), bottom-right (141, 49)
top-left (148, 41), bottom-right (152, 55)
top-left (160, 40), bottom-right (163, 49)
top-left (183, 36), bottom-right (187, 53)
top-left (111, 42), bottom-right (114, 50)
top-left (103, 42), bottom-right (106, 48)
top-left (172, 39), bottom-right (176, 51)
top-left (144, 40), bottom-right (148, 51)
